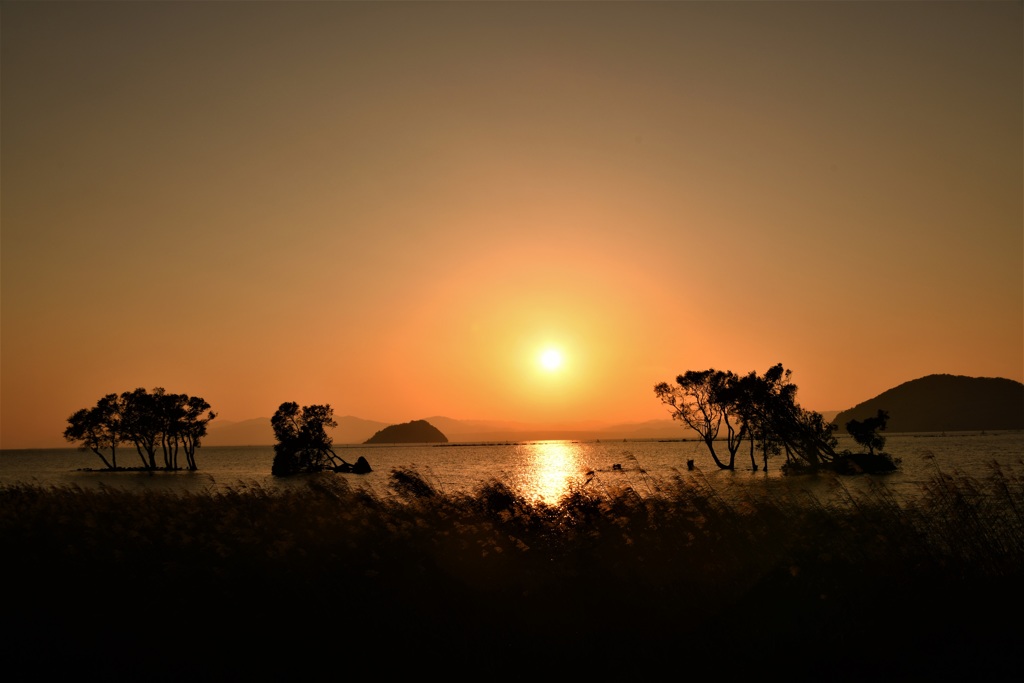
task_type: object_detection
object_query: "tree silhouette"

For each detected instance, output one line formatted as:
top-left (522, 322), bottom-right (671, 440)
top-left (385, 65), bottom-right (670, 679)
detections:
top-left (271, 402), bottom-right (344, 476)
top-left (657, 364), bottom-right (838, 473)
top-left (179, 395), bottom-right (215, 470)
top-left (63, 394), bottom-right (124, 470)
top-left (655, 369), bottom-right (760, 470)
top-left (846, 409), bottom-right (889, 456)
top-left (121, 387), bottom-right (161, 469)
top-left (725, 370), bottom-right (776, 471)
top-left (655, 370), bottom-right (733, 469)
top-left (741, 364), bottom-right (837, 471)
top-left (65, 388), bottom-right (214, 470)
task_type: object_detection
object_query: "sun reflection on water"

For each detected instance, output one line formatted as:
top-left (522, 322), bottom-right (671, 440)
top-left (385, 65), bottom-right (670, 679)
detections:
top-left (518, 440), bottom-right (588, 504)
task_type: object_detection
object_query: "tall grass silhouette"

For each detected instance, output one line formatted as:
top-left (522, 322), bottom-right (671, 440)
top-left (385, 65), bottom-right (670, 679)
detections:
top-left (2, 463), bottom-right (1022, 679)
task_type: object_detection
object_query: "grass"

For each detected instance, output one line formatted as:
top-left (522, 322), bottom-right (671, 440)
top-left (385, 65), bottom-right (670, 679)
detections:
top-left (2, 465), bottom-right (1023, 680)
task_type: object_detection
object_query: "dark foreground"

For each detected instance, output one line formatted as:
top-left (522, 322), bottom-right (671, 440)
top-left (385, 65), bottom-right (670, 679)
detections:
top-left (3, 466), bottom-right (1023, 680)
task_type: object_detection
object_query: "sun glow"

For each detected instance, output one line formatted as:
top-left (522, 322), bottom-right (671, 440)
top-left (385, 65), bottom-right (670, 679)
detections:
top-left (539, 348), bottom-right (563, 371)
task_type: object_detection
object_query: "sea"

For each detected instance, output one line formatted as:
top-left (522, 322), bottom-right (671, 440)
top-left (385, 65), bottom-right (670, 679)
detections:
top-left (2, 431), bottom-right (1022, 505)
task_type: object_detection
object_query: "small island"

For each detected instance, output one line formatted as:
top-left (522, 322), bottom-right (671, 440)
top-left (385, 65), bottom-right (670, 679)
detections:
top-left (364, 419), bottom-right (448, 444)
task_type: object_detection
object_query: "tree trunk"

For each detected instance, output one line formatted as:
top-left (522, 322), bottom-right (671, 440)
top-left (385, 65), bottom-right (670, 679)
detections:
top-left (723, 417), bottom-right (742, 470)
top-left (90, 447), bottom-right (113, 470)
top-left (183, 434), bottom-right (198, 470)
top-left (703, 437), bottom-right (731, 470)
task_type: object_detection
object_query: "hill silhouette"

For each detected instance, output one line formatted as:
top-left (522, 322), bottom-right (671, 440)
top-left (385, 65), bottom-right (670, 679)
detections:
top-left (205, 415), bottom-right (388, 446)
top-left (205, 415), bottom-right (693, 446)
top-left (204, 413), bottom-right (843, 447)
top-left (834, 374), bottom-right (1024, 433)
top-left (364, 420), bottom-right (448, 444)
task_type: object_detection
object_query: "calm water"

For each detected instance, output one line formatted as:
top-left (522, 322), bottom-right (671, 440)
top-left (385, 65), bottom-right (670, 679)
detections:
top-left (2, 431), bottom-right (1022, 504)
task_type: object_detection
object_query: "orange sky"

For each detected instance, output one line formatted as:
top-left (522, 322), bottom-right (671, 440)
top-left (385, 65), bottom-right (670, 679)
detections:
top-left (2, 2), bottom-right (1022, 449)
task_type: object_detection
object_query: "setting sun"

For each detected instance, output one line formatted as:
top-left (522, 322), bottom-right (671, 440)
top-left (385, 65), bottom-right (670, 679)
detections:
top-left (540, 348), bottom-right (564, 371)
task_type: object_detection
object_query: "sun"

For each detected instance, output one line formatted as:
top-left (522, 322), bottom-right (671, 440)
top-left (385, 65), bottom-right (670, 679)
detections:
top-left (539, 348), bottom-right (563, 371)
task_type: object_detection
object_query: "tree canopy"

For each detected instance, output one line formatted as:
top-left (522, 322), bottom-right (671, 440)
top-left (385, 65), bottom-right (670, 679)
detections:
top-left (64, 388), bottom-right (215, 470)
top-left (63, 394), bottom-right (125, 470)
top-left (846, 409), bottom-right (889, 456)
top-left (656, 364), bottom-right (839, 473)
top-left (271, 402), bottom-right (344, 476)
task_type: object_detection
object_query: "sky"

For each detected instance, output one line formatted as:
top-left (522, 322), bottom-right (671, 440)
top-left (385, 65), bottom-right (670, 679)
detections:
top-left (2, 1), bottom-right (1021, 449)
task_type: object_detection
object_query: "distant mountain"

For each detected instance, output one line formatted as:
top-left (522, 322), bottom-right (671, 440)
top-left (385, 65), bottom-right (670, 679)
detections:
top-left (204, 409), bottom-right (849, 447)
top-left (204, 415), bottom-right (388, 446)
top-left (364, 420), bottom-right (448, 444)
top-left (833, 375), bottom-right (1024, 433)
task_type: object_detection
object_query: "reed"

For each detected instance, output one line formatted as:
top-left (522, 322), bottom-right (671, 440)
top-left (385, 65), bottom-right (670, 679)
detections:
top-left (2, 465), bottom-right (1022, 679)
